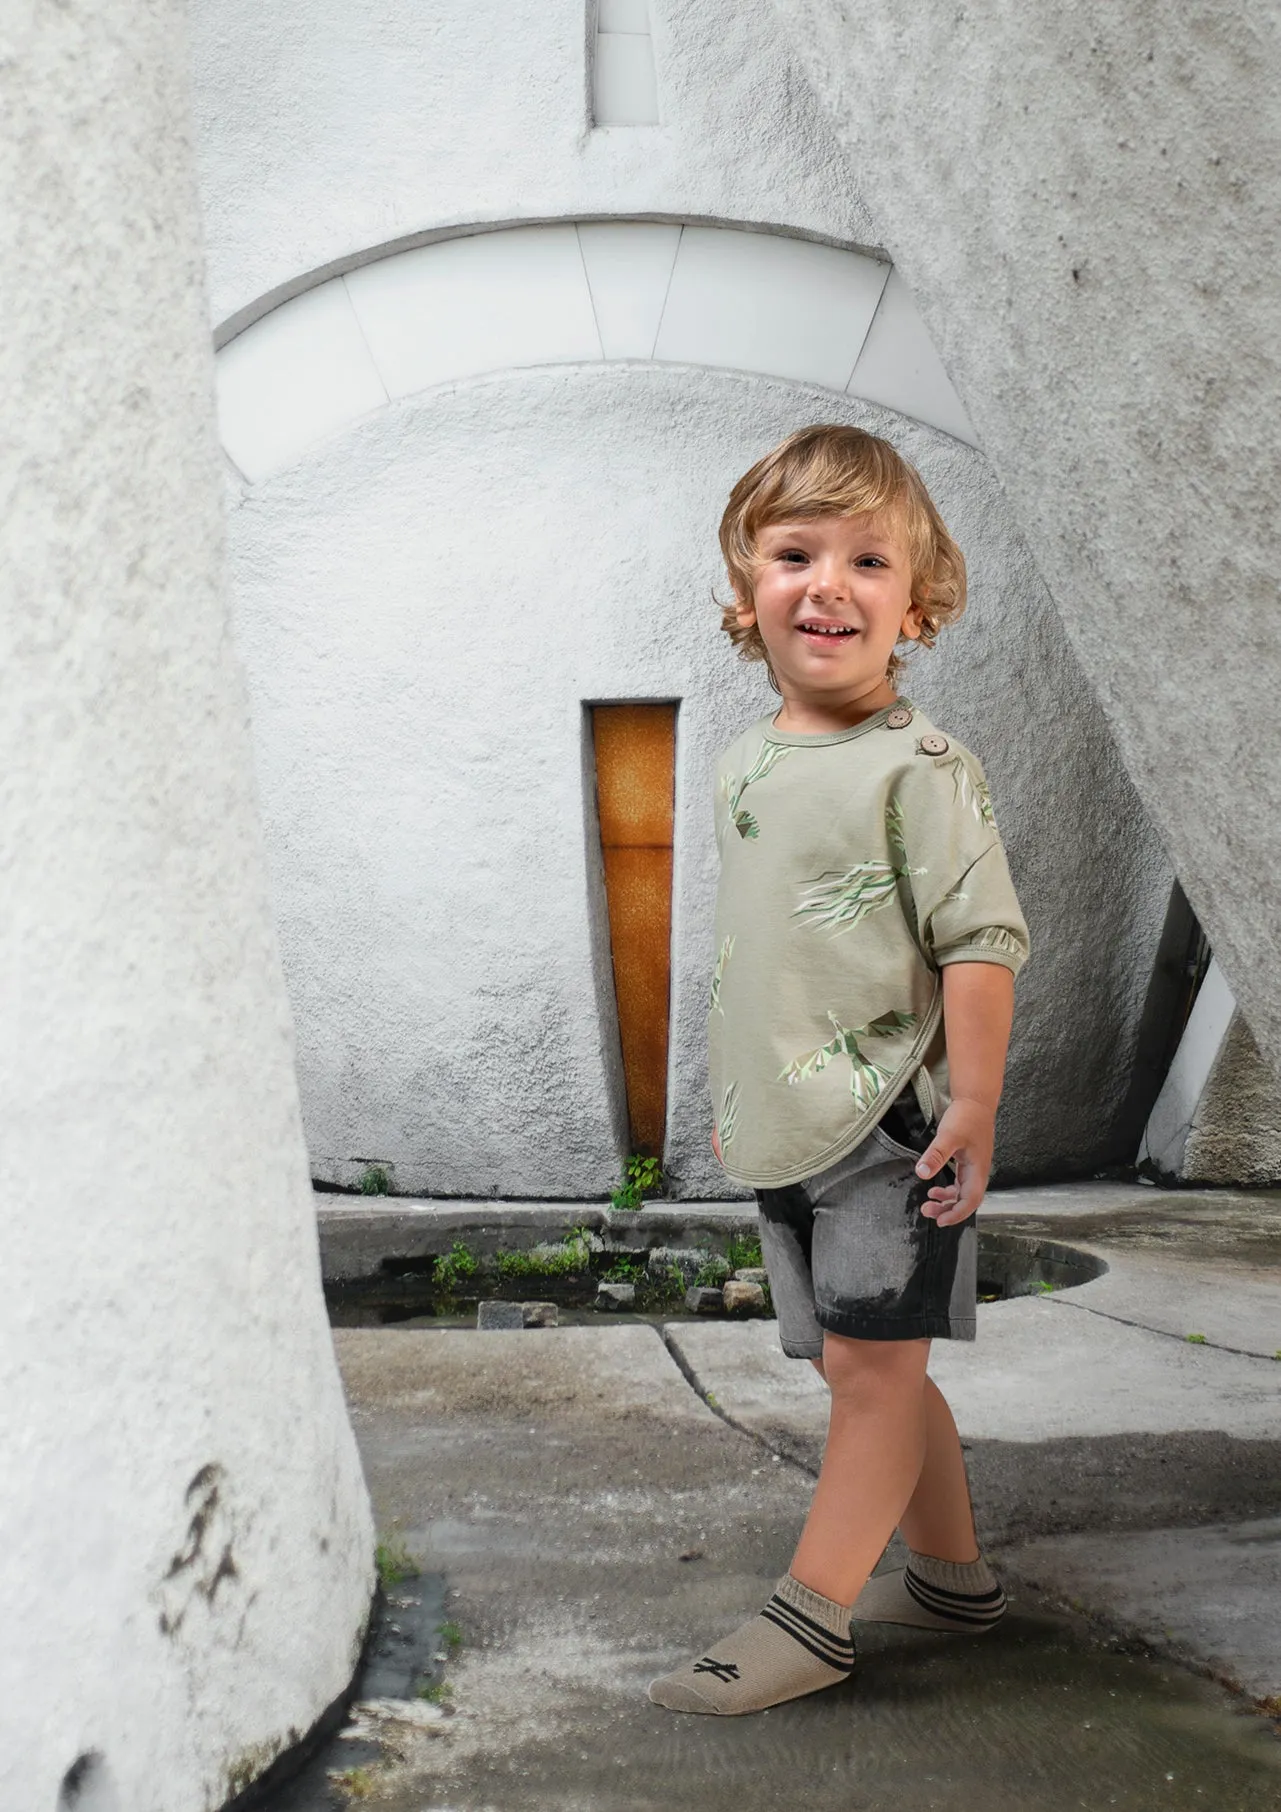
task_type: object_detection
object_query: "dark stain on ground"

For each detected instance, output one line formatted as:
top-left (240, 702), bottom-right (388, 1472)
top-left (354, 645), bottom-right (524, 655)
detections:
top-left (993, 1194), bottom-right (1281, 1270)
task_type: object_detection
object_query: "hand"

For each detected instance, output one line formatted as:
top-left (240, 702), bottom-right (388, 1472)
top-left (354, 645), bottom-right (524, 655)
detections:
top-left (711, 1125), bottom-right (722, 1163)
top-left (913, 1097), bottom-right (995, 1226)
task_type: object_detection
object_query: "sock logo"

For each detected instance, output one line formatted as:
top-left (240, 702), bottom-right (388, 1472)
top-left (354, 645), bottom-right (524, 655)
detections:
top-left (692, 1657), bottom-right (741, 1682)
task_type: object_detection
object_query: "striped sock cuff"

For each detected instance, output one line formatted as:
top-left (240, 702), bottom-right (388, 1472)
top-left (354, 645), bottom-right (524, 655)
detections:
top-left (903, 1551), bottom-right (1006, 1626)
top-left (764, 1572), bottom-right (857, 1671)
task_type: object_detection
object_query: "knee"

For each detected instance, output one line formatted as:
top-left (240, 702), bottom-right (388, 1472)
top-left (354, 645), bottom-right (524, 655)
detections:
top-left (820, 1332), bottom-right (928, 1405)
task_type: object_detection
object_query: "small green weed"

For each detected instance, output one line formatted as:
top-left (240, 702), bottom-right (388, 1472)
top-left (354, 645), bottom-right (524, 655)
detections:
top-left (493, 1248), bottom-right (547, 1279)
top-left (694, 1257), bottom-right (730, 1288)
top-left (374, 1533), bottom-right (420, 1589)
top-left (1274, 1351), bottom-right (1281, 1362)
top-left (433, 1240), bottom-right (480, 1293)
top-left (1034, 1280), bottom-right (1056, 1295)
top-left (611, 1154), bottom-right (663, 1211)
top-left (1186, 1332), bottom-right (1207, 1344)
top-left (726, 1233), bottom-right (763, 1272)
top-left (495, 1228), bottom-right (594, 1280)
top-left (330, 1766), bottom-right (381, 1802)
top-left (358, 1164), bottom-right (392, 1196)
top-left (416, 1679), bottom-right (454, 1704)
top-left (439, 1619), bottom-right (464, 1651)
top-left (646, 1262), bottom-right (687, 1303)
top-left (603, 1254), bottom-right (644, 1284)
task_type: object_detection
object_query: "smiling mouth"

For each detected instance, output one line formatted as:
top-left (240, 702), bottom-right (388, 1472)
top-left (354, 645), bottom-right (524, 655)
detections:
top-left (797, 622), bottom-right (858, 637)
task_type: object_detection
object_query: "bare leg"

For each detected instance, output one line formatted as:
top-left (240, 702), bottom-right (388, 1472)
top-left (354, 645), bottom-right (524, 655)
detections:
top-left (788, 1333), bottom-right (930, 1605)
top-left (808, 1355), bottom-right (979, 1564)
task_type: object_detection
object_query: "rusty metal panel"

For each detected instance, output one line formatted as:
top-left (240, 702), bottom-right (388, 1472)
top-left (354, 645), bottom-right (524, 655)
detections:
top-left (592, 704), bottom-right (675, 1157)
top-left (593, 703), bottom-right (675, 848)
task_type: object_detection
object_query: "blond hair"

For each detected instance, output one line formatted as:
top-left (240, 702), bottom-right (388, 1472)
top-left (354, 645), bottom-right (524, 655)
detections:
top-left (717, 424), bottom-right (966, 691)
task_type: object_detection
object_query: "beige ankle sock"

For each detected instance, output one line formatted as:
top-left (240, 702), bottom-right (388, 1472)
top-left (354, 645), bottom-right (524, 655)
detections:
top-left (648, 1571), bottom-right (856, 1716)
top-left (852, 1549), bottom-right (1006, 1633)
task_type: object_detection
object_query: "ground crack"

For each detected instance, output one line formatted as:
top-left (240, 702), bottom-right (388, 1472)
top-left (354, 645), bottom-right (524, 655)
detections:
top-left (651, 1323), bottom-right (818, 1477)
top-left (1048, 1294), bottom-right (1278, 1363)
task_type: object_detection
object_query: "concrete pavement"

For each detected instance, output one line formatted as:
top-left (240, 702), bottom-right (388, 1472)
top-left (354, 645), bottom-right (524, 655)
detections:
top-left (303, 1182), bottom-right (1281, 1808)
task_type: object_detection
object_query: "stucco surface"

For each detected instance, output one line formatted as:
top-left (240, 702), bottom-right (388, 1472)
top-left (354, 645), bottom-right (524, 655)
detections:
top-left (0, 3), bottom-right (373, 1805)
top-left (773, 0), bottom-right (1281, 1081)
top-left (226, 361), bottom-right (1169, 1197)
top-left (1182, 1011), bottom-right (1281, 1187)
top-left (189, 0), bottom-right (878, 333)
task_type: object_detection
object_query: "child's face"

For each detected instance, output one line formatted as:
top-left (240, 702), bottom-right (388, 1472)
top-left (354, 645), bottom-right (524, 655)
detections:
top-left (737, 511), bottom-right (922, 713)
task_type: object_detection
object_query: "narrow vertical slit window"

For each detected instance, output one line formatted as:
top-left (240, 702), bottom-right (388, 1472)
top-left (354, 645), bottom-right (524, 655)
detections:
top-left (590, 703), bottom-right (676, 1157)
top-left (591, 0), bottom-right (659, 126)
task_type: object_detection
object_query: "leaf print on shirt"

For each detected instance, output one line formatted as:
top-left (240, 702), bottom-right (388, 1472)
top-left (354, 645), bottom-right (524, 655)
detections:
top-left (708, 934), bottom-right (735, 1014)
top-left (725, 741), bottom-right (790, 841)
top-left (792, 797), bottom-right (926, 936)
top-left (885, 795), bottom-right (910, 863)
top-left (942, 753), bottom-right (996, 830)
top-left (779, 1009), bottom-right (917, 1113)
top-left (793, 861), bottom-right (899, 932)
top-left (718, 1081), bottom-right (741, 1150)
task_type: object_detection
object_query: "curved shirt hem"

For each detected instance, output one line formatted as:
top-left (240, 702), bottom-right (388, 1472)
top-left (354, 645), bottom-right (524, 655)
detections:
top-left (716, 984), bottom-right (945, 1190)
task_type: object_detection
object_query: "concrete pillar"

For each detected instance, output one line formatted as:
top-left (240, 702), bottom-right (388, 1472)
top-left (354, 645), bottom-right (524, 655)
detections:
top-left (0, 3), bottom-right (373, 1807)
top-left (1141, 961), bottom-right (1281, 1185)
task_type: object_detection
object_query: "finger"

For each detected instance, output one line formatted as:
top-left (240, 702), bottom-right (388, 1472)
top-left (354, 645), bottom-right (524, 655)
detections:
top-left (933, 1198), bottom-right (979, 1227)
top-left (934, 1170), bottom-right (986, 1226)
top-left (914, 1140), bottom-right (957, 1180)
top-left (919, 1185), bottom-right (959, 1211)
top-left (919, 1196), bottom-right (960, 1220)
top-left (916, 1171), bottom-right (959, 1215)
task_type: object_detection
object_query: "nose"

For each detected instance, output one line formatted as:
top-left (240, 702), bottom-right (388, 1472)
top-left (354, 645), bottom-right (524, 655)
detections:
top-left (807, 554), bottom-right (848, 600)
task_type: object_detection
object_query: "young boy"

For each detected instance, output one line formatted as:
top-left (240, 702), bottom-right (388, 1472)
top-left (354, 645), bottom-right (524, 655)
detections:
top-left (648, 423), bottom-right (1030, 1717)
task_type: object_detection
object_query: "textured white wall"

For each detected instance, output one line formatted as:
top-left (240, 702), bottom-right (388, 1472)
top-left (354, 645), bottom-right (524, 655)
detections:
top-left (773, 0), bottom-right (1281, 1085)
top-left (191, 0), bottom-right (879, 335)
top-left (193, 0), bottom-right (1181, 1195)
top-left (0, 3), bottom-right (373, 1806)
top-left (226, 363), bottom-right (1170, 1196)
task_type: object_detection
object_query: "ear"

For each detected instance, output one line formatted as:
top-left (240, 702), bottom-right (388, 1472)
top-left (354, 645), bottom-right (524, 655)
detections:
top-left (899, 602), bottom-right (925, 642)
top-left (734, 593), bottom-right (758, 631)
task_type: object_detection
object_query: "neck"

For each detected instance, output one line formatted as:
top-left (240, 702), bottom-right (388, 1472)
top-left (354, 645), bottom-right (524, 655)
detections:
top-left (772, 679), bottom-right (899, 736)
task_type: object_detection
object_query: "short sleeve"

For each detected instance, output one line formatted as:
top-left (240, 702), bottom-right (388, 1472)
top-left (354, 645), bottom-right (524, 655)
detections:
top-left (892, 741), bottom-right (1030, 977)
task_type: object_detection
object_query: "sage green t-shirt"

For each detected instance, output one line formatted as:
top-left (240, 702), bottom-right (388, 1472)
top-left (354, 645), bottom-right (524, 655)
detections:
top-left (707, 697), bottom-right (1030, 1188)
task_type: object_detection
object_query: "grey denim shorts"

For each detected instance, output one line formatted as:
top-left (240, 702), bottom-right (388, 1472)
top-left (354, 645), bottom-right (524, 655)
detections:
top-left (754, 1094), bottom-right (976, 1357)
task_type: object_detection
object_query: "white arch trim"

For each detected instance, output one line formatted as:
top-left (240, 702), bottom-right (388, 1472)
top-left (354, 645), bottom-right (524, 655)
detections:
top-left (215, 220), bottom-right (978, 484)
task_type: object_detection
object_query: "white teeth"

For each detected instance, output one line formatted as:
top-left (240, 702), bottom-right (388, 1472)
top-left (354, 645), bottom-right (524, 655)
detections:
top-left (800, 624), bottom-right (855, 636)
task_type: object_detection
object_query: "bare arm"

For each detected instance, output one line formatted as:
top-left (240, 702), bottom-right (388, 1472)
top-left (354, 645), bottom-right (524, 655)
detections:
top-left (913, 961), bottom-right (1015, 1226)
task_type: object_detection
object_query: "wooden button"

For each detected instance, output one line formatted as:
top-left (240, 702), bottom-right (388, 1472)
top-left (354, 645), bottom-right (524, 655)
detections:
top-left (918, 733), bottom-right (950, 756)
top-left (886, 706), bottom-right (913, 729)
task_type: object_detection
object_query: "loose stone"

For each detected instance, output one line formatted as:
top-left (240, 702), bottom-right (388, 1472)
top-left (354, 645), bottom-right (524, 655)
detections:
top-left (476, 1300), bottom-right (525, 1330)
top-left (521, 1301), bottom-right (558, 1327)
top-left (723, 1279), bottom-right (766, 1315)
top-left (596, 1282), bottom-right (635, 1309)
top-left (647, 1247), bottom-right (707, 1283)
top-left (685, 1286), bottom-right (726, 1315)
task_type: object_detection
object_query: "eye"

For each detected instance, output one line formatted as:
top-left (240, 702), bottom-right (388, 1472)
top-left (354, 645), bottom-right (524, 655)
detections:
top-left (855, 555), bottom-right (887, 568)
top-left (778, 548), bottom-right (809, 564)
